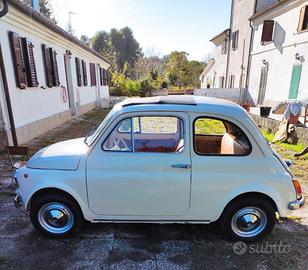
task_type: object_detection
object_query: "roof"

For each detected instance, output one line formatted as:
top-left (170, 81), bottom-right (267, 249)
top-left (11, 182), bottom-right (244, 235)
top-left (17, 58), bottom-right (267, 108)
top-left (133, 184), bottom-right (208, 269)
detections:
top-left (8, 0), bottom-right (110, 64)
top-left (210, 28), bottom-right (230, 43)
top-left (119, 95), bottom-right (242, 113)
top-left (249, 0), bottom-right (289, 20)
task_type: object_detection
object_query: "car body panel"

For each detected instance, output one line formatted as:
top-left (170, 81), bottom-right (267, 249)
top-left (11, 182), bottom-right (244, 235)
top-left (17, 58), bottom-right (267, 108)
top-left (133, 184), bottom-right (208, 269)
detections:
top-left (14, 96), bottom-right (298, 223)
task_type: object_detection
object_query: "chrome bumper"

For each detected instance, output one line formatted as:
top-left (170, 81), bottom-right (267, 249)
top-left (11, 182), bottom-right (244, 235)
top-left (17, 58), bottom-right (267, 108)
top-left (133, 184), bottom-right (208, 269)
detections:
top-left (288, 196), bottom-right (305, 210)
top-left (14, 194), bottom-right (23, 209)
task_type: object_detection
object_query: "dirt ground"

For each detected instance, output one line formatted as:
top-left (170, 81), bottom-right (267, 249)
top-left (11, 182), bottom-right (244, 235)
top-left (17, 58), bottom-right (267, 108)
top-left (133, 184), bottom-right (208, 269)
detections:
top-left (0, 108), bottom-right (307, 270)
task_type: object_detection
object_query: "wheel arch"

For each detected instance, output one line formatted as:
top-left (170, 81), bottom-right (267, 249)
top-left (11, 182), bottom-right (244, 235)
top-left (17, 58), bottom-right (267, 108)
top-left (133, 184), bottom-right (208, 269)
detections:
top-left (28, 187), bottom-right (85, 219)
top-left (219, 191), bottom-right (278, 220)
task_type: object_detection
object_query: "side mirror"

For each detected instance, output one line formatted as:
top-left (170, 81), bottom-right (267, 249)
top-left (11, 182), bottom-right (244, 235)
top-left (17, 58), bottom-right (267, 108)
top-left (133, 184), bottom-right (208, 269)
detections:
top-left (0, 0), bottom-right (8, 18)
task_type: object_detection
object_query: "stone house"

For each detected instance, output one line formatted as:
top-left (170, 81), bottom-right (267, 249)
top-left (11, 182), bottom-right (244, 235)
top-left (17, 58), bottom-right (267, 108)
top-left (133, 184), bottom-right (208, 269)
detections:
top-left (0, 0), bottom-right (110, 150)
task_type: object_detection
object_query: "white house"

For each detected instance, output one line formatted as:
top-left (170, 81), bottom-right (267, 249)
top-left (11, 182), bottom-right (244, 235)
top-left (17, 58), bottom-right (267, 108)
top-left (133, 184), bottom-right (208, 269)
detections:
top-left (200, 29), bottom-right (229, 88)
top-left (0, 0), bottom-right (110, 149)
top-left (248, 0), bottom-right (308, 106)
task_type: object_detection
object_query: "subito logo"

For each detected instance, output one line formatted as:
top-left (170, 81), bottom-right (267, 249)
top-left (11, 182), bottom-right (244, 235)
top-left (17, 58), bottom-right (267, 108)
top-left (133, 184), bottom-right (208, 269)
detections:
top-left (233, 241), bottom-right (247, 255)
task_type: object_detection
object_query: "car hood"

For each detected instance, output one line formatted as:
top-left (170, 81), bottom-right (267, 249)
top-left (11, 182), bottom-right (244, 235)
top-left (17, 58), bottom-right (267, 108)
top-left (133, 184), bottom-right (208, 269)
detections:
top-left (27, 138), bottom-right (88, 170)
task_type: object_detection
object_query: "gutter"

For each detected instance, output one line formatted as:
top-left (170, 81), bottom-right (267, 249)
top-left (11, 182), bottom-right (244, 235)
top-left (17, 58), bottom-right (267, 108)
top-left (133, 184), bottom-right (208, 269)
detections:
top-left (0, 0), bottom-right (8, 17)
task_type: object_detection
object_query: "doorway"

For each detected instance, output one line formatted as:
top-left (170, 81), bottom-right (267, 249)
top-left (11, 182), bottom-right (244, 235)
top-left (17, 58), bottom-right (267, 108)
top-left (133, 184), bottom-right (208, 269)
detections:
top-left (64, 53), bottom-right (76, 116)
top-left (257, 64), bottom-right (269, 105)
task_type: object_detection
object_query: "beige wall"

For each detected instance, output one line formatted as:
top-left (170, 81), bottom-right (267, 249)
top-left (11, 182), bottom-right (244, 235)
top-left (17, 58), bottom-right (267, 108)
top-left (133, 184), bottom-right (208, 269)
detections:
top-left (227, 0), bottom-right (256, 89)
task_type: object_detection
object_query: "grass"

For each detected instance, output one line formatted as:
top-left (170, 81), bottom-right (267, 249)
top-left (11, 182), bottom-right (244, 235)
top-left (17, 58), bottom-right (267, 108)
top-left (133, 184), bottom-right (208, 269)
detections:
top-left (262, 130), bottom-right (306, 153)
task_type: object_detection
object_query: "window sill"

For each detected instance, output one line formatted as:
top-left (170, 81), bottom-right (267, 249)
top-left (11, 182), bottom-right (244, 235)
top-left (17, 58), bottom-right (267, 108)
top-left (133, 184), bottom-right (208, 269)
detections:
top-left (297, 29), bottom-right (308, 34)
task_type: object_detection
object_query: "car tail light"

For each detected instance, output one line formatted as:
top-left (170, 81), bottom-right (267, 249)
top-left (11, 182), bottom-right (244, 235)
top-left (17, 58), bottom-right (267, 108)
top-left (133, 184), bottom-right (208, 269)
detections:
top-left (293, 179), bottom-right (302, 200)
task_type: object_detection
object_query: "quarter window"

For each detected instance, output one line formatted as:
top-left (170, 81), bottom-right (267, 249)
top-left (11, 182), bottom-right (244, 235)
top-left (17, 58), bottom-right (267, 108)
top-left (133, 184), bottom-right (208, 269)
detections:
top-left (103, 116), bottom-right (184, 153)
top-left (194, 117), bottom-right (251, 156)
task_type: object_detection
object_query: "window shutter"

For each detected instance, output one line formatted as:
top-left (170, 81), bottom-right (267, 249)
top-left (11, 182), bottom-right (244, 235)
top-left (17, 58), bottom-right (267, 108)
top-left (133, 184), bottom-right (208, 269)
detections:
top-left (42, 44), bottom-right (53, 87)
top-left (103, 69), bottom-right (108, 86)
top-left (75, 57), bottom-right (82, 86)
top-left (297, 6), bottom-right (306, 32)
top-left (100, 68), bottom-right (104, 86)
top-left (8, 31), bottom-right (27, 89)
top-left (49, 48), bottom-right (60, 86)
top-left (21, 38), bottom-right (39, 87)
top-left (90, 63), bottom-right (96, 86)
top-left (261, 20), bottom-right (274, 44)
top-left (82, 60), bottom-right (88, 86)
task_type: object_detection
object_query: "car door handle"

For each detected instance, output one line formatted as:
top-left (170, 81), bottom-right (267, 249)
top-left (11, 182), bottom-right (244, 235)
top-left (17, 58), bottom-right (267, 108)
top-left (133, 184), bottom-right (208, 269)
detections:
top-left (172, 164), bottom-right (191, 169)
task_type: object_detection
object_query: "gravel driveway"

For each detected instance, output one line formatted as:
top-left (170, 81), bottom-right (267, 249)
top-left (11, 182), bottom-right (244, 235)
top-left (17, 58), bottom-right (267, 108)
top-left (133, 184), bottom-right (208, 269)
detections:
top-left (0, 108), bottom-right (307, 270)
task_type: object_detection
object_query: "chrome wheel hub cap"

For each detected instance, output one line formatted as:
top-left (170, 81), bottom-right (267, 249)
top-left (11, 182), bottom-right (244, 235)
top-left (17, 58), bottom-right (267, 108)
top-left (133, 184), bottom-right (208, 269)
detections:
top-left (231, 207), bottom-right (267, 238)
top-left (38, 202), bottom-right (74, 234)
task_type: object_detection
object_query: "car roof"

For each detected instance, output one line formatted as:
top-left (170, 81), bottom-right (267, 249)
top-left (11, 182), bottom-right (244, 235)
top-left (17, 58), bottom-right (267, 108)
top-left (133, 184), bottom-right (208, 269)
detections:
top-left (118, 95), bottom-right (241, 113)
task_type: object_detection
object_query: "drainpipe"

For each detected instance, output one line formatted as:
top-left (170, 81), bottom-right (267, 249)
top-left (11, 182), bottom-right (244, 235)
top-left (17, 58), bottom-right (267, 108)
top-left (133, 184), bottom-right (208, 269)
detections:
top-left (245, 0), bottom-right (258, 103)
top-left (225, 0), bottom-right (234, 88)
top-left (0, 0), bottom-right (8, 18)
top-left (0, 44), bottom-right (18, 146)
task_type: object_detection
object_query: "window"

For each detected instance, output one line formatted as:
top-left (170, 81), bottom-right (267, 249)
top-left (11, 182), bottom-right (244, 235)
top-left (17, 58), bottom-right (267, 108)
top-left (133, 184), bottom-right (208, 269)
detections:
top-left (103, 69), bottom-right (108, 86)
top-left (222, 38), bottom-right (228, 54)
top-left (75, 57), bottom-right (82, 87)
top-left (82, 60), bottom-right (88, 86)
top-left (89, 63), bottom-right (96, 86)
top-left (194, 117), bottom-right (251, 156)
top-left (261, 20), bottom-right (274, 44)
top-left (232, 30), bottom-right (239, 50)
top-left (42, 44), bottom-right (60, 87)
top-left (298, 5), bottom-right (308, 32)
top-left (8, 31), bottom-right (38, 89)
top-left (228, 75), bottom-right (235, 88)
top-left (103, 116), bottom-right (184, 153)
top-left (219, 76), bottom-right (225, 88)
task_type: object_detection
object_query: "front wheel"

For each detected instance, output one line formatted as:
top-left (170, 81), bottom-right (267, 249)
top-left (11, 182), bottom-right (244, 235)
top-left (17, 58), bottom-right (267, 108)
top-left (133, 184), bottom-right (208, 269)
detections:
top-left (30, 193), bottom-right (83, 238)
top-left (220, 198), bottom-right (276, 242)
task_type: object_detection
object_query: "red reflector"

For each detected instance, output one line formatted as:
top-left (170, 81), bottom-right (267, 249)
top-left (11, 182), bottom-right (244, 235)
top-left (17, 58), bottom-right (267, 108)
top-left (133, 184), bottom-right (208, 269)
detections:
top-left (293, 179), bottom-right (302, 198)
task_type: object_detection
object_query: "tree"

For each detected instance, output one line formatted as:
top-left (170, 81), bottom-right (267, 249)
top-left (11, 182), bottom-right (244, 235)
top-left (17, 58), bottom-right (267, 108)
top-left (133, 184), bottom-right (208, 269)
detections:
top-left (80, 35), bottom-right (89, 44)
top-left (186, 60), bottom-right (205, 88)
top-left (39, 0), bottom-right (53, 18)
top-left (166, 51), bottom-right (189, 88)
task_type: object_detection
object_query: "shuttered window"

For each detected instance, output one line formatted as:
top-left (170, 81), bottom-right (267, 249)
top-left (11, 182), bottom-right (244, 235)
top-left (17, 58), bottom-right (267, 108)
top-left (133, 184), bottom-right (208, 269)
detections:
top-left (8, 31), bottom-right (27, 89)
top-left (261, 20), bottom-right (274, 44)
top-left (82, 60), bottom-right (88, 86)
top-left (103, 69), bottom-right (108, 86)
top-left (90, 63), bottom-right (96, 86)
top-left (99, 67), bottom-right (103, 86)
top-left (49, 48), bottom-right (60, 86)
top-left (75, 57), bottom-right (82, 86)
top-left (232, 30), bottom-right (239, 50)
top-left (21, 38), bottom-right (39, 87)
top-left (298, 6), bottom-right (308, 32)
top-left (42, 44), bottom-right (53, 87)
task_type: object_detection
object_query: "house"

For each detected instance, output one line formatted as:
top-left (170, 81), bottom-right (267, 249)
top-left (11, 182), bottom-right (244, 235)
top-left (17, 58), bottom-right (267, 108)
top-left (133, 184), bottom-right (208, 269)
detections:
top-left (200, 29), bottom-right (229, 89)
top-left (0, 0), bottom-right (110, 150)
top-left (200, 0), bottom-right (279, 90)
top-left (248, 0), bottom-right (308, 106)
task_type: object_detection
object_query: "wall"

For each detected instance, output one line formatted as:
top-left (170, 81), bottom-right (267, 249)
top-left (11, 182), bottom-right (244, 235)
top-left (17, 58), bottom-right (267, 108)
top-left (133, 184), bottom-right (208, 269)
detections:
top-left (256, 0), bottom-right (279, 13)
top-left (249, 0), bottom-right (308, 106)
top-left (227, 0), bottom-right (255, 88)
top-left (194, 88), bottom-right (247, 104)
top-left (0, 4), bottom-right (110, 145)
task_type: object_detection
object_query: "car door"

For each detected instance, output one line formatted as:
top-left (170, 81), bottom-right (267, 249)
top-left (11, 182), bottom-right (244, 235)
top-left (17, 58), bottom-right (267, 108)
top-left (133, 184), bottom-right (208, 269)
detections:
top-left (86, 112), bottom-right (191, 217)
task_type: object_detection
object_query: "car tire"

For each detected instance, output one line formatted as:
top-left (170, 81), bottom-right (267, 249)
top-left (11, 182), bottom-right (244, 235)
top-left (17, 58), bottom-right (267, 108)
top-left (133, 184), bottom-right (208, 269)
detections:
top-left (220, 197), bottom-right (276, 242)
top-left (30, 193), bottom-right (83, 238)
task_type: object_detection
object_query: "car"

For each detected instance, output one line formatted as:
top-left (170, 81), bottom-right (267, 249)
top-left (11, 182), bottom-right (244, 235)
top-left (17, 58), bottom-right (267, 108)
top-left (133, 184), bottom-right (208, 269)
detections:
top-left (14, 96), bottom-right (304, 241)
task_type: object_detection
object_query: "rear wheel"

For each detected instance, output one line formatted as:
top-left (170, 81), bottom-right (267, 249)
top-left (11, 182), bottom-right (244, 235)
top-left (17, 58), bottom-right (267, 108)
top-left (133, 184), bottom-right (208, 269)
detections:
top-left (220, 197), bottom-right (276, 242)
top-left (30, 193), bottom-right (83, 238)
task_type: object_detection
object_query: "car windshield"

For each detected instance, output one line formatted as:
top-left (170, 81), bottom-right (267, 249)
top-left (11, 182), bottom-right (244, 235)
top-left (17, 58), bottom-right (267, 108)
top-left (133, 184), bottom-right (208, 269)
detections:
top-left (84, 106), bottom-right (118, 145)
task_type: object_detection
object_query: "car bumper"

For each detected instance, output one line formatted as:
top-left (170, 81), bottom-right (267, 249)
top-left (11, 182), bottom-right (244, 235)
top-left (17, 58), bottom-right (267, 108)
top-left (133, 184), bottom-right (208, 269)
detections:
top-left (14, 190), bottom-right (28, 214)
top-left (288, 196), bottom-right (305, 210)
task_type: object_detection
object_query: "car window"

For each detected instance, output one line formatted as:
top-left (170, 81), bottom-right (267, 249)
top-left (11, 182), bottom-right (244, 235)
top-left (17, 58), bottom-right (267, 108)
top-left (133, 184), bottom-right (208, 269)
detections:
top-left (103, 118), bottom-right (132, 151)
top-left (194, 117), bottom-right (251, 156)
top-left (103, 116), bottom-right (184, 153)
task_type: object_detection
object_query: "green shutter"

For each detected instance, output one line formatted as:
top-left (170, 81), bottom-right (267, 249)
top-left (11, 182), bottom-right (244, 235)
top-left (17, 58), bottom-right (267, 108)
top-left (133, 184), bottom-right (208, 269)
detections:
top-left (289, 65), bottom-right (302, 99)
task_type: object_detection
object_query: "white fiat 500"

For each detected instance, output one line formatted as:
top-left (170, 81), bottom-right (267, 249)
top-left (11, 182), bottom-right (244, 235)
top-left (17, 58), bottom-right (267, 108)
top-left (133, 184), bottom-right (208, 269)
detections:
top-left (14, 96), bottom-right (304, 241)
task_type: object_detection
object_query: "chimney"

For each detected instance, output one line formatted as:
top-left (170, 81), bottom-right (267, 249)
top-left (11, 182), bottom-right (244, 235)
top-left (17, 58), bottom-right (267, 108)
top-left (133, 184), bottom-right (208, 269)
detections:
top-left (32, 0), bottom-right (40, 12)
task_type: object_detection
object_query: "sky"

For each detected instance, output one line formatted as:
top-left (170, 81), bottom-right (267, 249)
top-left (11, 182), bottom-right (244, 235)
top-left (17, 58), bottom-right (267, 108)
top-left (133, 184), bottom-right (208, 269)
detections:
top-left (50, 0), bottom-right (231, 61)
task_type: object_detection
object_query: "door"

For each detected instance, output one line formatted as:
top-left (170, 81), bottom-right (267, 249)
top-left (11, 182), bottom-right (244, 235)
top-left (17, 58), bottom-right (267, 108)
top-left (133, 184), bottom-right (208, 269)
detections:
top-left (86, 112), bottom-right (191, 217)
top-left (257, 65), bottom-right (269, 105)
top-left (64, 54), bottom-right (76, 115)
top-left (289, 64), bottom-right (302, 99)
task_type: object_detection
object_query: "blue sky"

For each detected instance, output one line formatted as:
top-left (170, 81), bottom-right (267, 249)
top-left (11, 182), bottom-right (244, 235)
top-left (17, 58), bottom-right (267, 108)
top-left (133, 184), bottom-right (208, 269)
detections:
top-left (51, 0), bottom-right (231, 61)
